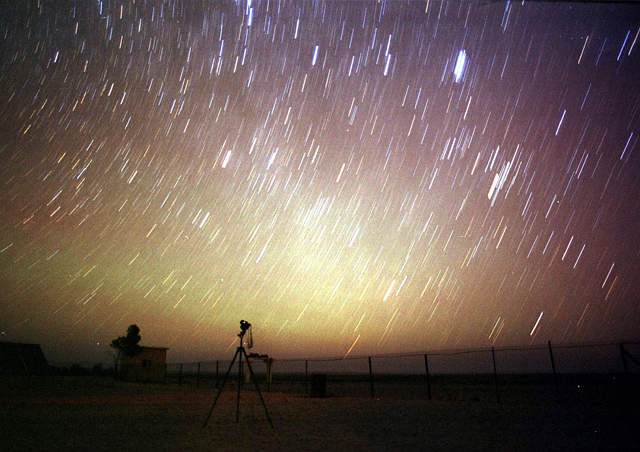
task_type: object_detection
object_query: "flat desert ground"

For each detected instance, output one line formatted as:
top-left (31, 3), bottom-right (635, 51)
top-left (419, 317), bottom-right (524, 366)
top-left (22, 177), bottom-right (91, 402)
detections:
top-left (0, 376), bottom-right (636, 451)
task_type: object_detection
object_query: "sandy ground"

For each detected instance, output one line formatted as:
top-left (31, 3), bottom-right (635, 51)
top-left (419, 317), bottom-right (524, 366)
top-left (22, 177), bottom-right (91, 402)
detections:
top-left (0, 376), bottom-right (636, 451)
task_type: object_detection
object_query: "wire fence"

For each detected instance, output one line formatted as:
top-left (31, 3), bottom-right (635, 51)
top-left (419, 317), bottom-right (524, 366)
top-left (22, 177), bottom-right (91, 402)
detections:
top-left (48, 340), bottom-right (640, 402)
top-left (159, 340), bottom-right (640, 402)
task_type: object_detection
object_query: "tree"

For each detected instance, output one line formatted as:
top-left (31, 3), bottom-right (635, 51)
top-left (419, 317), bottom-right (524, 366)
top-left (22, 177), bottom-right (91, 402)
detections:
top-left (110, 324), bottom-right (142, 357)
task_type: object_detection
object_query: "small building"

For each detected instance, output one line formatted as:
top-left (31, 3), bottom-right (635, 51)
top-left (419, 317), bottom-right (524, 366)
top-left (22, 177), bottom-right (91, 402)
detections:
top-left (0, 341), bottom-right (48, 375)
top-left (116, 346), bottom-right (168, 382)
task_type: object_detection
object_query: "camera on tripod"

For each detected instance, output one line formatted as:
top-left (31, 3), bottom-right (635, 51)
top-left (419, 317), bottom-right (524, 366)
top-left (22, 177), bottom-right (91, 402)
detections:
top-left (238, 320), bottom-right (251, 338)
top-left (202, 319), bottom-right (273, 428)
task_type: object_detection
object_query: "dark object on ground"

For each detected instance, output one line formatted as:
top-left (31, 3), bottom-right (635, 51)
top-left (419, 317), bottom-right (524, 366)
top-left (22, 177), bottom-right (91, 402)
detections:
top-left (202, 320), bottom-right (273, 428)
top-left (310, 373), bottom-right (327, 398)
top-left (0, 342), bottom-right (48, 375)
top-left (116, 346), bottom-right (168, 382)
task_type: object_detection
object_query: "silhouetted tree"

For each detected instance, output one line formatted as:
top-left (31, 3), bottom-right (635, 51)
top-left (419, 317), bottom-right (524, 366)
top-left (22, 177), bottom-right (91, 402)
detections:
top-left (110, 324), bottom-right (142, 357)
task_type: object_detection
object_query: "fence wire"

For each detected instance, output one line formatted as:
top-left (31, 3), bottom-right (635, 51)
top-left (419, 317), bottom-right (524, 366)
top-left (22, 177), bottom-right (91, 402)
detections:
top-left (50, 340), bottom-right (639, 402)
top-left (157, 340), bottom-right (640, 402)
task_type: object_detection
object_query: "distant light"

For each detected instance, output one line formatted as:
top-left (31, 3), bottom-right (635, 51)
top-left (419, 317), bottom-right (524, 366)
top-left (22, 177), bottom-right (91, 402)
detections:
top-left (383, 53), bottom-right (392, 76)
top-left (529, 311), bottom-right (544, 336)
top-left (617, 29), bottom-right (630, 61)
top-left (199, 211), bottom-right (210, 229)
top-left (221, 150), bottom-right (232, 168)
top-left (487, 173), bottom-right (500, 199)
top-left (555, 109), bottom-right (566, 136)
top-left (454, 49), bottom-right (467, 83)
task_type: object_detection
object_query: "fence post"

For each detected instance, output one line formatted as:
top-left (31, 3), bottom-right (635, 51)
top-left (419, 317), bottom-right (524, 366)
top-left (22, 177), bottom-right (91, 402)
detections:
top-left (178, 363), bottom-right (183, 385)
top-left (196, 362), bottom-right (201, 388)
top-left (266, 358), bottom-right (273, 392)
top-left (368, 356), bottom-right (375, 398)
top-left (491, 347), bottom-right (500, 403)
top-left (548, 341), bottom-right (558, 394)
top-left (620, 343), bottom-right (629, 374)
top-left (424, 354), bottom-right (432, 401)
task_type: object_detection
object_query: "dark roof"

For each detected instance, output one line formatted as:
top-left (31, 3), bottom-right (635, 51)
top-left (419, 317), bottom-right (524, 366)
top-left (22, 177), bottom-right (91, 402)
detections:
top-left (0, 342), bottom-right (48, 375)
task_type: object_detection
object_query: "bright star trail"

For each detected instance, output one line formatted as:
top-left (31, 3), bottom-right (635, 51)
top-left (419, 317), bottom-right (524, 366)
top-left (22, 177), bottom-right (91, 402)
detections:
top-left (1, 1), bottom-right (639, 363)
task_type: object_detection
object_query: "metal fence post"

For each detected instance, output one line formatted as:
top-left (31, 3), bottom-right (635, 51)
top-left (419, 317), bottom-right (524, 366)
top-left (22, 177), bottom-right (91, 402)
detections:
top-left (368, 356), bottom-right (375, 398)
top-left (266, 358), bottom-right (273, 393)
top-left (491, 347), bottom-right (500, 403)
top-left (548, 341), bottom-right (558, 394)
top-left (424, 354), bottom-right (432, 400)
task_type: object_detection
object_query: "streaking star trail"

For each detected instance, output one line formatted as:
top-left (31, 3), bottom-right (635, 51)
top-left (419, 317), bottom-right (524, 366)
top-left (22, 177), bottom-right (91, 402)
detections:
top-left (0, 1), bottom-right (639, 362)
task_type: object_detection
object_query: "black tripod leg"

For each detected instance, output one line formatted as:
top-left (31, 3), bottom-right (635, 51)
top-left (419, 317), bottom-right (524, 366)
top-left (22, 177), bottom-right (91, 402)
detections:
top-left (236, 350), bottom-right (242, 423)
top-left (242, 349), bottom-right (274, 429)
top-left (202, 349), bottom-right (239, 428)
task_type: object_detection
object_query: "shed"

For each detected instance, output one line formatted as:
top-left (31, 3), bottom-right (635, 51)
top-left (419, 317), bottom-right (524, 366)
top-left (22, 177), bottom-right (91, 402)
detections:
top-left (0, 342), bottom-right (48, 375)
top-left (116, 346), bottom-right (168, 382)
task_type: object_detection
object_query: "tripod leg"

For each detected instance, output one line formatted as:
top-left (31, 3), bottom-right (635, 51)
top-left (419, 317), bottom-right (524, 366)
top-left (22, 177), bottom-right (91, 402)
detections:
top-left (202, 349), bottom-right (239, 428)
top-left (242, 349), bottom-right (274, 429)
top-left (236, 350), bottom-right (242, 423)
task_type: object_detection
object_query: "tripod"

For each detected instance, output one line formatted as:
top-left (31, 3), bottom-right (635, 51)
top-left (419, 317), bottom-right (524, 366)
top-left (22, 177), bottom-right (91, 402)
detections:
top-left (202, 322), bottom-right (274, 428)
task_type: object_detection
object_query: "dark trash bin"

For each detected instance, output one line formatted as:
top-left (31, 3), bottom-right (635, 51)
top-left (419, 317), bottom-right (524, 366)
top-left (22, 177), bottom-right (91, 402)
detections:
top-left (310, 373), bottom-right (327, 397)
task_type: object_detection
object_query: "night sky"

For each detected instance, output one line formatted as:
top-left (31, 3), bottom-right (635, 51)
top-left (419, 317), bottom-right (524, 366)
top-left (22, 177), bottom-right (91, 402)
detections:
top-left (1, 0), bottom-right (640, 363)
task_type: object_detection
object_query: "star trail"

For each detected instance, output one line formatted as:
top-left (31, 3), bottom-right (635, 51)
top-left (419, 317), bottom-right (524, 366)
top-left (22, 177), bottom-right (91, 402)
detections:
top-left (1, 0), bottom-right (639, 362)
